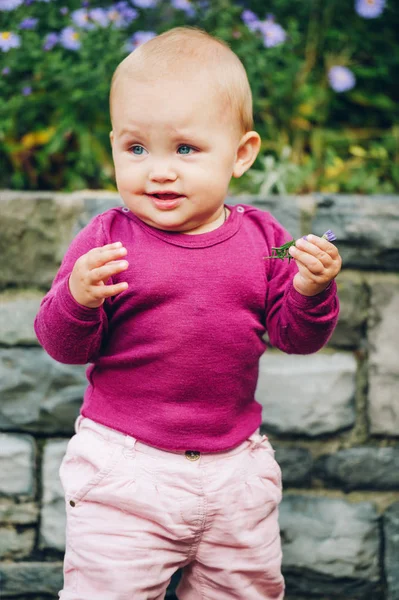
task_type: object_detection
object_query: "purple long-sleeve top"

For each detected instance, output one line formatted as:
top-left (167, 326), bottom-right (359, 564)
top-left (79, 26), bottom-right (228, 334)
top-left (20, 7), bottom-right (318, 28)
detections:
top-left (34, 204), bottom-right (339, 451)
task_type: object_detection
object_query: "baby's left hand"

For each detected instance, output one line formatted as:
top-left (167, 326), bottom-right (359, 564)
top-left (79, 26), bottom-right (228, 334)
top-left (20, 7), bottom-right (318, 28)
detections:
top-left (288, 234), bottom-right (342, 297)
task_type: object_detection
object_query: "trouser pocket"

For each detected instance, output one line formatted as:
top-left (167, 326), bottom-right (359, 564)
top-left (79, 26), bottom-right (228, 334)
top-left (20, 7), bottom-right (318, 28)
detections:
top-left (59, 423), bottom-right (123, 507)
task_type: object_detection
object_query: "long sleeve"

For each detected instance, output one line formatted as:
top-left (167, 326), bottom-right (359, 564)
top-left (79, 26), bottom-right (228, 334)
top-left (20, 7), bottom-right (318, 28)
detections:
top-left (264, 218), bottom-right (339, 354)
top-left (34, 215), bottom-right (110, 364)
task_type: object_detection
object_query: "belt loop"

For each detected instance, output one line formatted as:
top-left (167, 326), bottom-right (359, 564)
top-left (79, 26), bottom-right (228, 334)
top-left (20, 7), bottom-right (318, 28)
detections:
top-left (125, 436), bottom-right (136, 449)
top-left (123, 435), bottom-right (137, 458)
top-left (249, 432), bottom-right (268, 449)
top-left (74, 415), bottom-right (84, 434)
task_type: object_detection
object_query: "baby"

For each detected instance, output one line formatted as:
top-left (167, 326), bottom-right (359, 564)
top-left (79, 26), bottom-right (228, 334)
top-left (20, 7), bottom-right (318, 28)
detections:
top-left (35, 26), bottom-right (341, 600)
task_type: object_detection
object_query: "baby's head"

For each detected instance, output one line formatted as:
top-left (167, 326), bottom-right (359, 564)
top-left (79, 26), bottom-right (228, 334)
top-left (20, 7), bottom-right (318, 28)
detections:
top-left (110, 27), bottom-right (261, 235)
top-left (111, 27), bottom-right (254, 137)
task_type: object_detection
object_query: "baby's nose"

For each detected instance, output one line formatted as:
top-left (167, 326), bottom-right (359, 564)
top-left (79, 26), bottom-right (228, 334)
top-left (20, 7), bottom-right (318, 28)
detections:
top-left (149, 160), bottom-right (178, 182)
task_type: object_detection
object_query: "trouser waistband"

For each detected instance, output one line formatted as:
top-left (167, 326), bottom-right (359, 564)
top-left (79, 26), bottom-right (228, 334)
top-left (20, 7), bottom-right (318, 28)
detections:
top-left (75, 416), bottom-right (269, 463)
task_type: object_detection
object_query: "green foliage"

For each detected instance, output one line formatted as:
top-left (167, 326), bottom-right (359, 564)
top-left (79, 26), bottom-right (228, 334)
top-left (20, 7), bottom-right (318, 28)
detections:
top-left (0, 0), bottom-right (398, 193)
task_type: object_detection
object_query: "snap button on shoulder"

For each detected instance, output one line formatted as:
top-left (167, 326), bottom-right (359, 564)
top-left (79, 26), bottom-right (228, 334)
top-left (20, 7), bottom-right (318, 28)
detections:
top-left (185, 450), bottom-right (200, 461)
top-left (236, 206), bottom-right (245, 213)
top-left (121, 207), bottom-right (129, 212)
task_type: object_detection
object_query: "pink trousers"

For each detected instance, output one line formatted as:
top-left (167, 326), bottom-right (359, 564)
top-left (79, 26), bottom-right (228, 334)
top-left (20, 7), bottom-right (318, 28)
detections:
top-left (58, 417), bottom-right (284, 600)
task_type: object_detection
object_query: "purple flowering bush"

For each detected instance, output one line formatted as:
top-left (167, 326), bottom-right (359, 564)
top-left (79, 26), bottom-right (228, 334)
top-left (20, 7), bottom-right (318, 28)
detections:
top-left (0, 0), bottom-right (398, 192)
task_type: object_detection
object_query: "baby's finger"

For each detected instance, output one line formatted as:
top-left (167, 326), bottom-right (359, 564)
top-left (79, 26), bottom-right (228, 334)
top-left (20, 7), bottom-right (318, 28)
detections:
top-left (289, 242), bottom-right (330, 270)
top-left (295, 235), bottom-right (327, 253)
top-left (85, 243), bottom-right (127, 270)
top-left (293, 237), bottom-right (337, 266)
top-left (88, 260), bottom-right (129, 284)
top-left (95, 281), bottom-right (129, 299)
top-left (299, 234), bottom-right (338, 257)
top-left (289, 247), bottom-right (326, 276)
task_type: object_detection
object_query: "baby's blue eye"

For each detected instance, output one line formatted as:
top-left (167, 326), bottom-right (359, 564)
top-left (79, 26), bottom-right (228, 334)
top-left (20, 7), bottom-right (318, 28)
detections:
top-left (178, 145), bottom-right (194, 155)
top-left (131, 145), bottom-right (145, 155)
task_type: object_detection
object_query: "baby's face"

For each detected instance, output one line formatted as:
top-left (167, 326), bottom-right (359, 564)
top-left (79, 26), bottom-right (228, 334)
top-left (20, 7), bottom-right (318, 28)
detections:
top-left (110, 74), bottom-right (244, 234)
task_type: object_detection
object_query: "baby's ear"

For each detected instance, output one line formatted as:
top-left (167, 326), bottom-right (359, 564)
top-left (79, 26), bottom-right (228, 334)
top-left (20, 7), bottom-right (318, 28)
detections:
top-left (233, 131), bottom-right (261, 178)
top-left (109, 131), bottom-right (114, 146)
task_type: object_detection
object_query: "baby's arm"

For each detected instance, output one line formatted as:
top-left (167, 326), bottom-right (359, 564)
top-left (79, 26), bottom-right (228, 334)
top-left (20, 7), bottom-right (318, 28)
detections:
top-left (34, 215), bottom-right (128, 364)
top-left (264, 222), bottom-right (340, 355)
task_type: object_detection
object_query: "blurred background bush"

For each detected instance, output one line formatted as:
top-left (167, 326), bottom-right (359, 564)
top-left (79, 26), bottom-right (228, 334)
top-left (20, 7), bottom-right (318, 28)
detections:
top-left (0, 0), bottom-right (398, 194)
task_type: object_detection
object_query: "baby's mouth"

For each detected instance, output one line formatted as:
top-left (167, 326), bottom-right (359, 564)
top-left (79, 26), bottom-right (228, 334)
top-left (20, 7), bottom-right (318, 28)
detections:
top-left (147, 192), bottom-right (184, 210)
top-left (150, 193), bottom-right (181, 200)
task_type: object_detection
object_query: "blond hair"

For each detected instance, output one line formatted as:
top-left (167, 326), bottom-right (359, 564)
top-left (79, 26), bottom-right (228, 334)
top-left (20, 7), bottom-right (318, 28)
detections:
top-left (110, 27), bottom-right (254, 134)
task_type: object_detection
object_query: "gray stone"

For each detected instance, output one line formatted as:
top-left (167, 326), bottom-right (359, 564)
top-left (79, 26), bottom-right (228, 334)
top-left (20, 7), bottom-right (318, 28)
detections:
top-left (384, 502), bottom-right (399, 600)
top-left (368, 276), bottom-right (399, 374)
top-left (0, 291), bottom-right (42, 346)
top-left (328, 271), bottom-right (369, 348)
top-left (0, 561), bottom-right (63, 597)
top-left (257, 352), bottom-right (357, 436)
top-left (0, 434), bottom-right (35, 496)
top-left (76, 192), bottom-right (122, 233)
top-left (315, 447), bottom-right (399, 491)
top-left (227, 195), bottom-right (302, 239)
top-left (40, 439), bottom-right (68, 551)
top-left (0, 500), bottom-right (39, 525)
top-left (274, 447), bottom-right (313, 486)
top-left (0, 192), bottom-right (84, 289)
top-left (368, 374), bottom-right (399, 437)
top-left (280, 495), bottom-right (380, 598)
top-left (367, 276), bottom-right (399, 436)
top-left (312, 195), bottom-right (399, 271)
top-left (0, 348), bottom-right (85, 433)
top-left (0, 526), bottom-right (35, 559)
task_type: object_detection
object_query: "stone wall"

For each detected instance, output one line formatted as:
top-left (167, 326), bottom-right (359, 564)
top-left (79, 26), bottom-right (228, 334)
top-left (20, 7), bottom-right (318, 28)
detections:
top-left (0, 191), bottom-right (398, 600)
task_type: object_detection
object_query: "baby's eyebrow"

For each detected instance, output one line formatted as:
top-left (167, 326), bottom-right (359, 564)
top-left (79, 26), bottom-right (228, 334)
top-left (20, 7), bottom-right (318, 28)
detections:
top-left (118, 127), bottom-right (142, 139)
top-left (116, 126), bottom-right (207, 147)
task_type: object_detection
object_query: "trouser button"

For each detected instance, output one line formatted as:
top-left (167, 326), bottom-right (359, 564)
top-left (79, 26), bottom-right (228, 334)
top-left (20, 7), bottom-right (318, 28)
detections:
top-left (185, 450), bottom-right (200, 461)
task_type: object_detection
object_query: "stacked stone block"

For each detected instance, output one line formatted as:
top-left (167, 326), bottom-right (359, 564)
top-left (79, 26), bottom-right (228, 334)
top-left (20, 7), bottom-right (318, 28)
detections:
top-left (0, 191), bottom-right (398, 599)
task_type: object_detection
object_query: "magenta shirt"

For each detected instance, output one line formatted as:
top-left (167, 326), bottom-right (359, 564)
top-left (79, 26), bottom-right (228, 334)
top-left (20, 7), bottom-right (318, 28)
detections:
top-left (34, 205), bottom-right (339, 451)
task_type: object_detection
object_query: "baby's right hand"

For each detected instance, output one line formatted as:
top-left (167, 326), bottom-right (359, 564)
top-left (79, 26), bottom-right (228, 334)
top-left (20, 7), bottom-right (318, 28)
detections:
top-left (68, 242), bottom-right (129, 308)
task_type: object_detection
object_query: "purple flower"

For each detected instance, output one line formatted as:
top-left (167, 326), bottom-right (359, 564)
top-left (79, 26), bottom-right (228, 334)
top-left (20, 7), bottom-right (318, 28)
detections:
top-left (304, 230), bottom-right (337, 243)
top-left (328, 66), bottom-right (356, 92)
top-left (19, 17), bottom-right (38, 29)
top-left (107, 0), bottom-right (138, 28)
top-left (89, 7), bottom-right (109, 27)
top-left (0, 0), bottom-right (24, 9)
top-left (241, 10), bottom-right (258, 26)
top-left (107, 3), bottom-right (137, 28)
top-left (115, 1), bottom-right (138, 23)
top-left (125, 30), bottom-right (156, 52)
top-left (355, 0), bottom-right (386, 18)
top-left (2, 66), bottom-right (10, 74)
top-left (107, 7), bottom-right (123, 27)
top-left (43, 32), bottom-right (58, 50)
top-left (22, 85), bottom-right (32, 95)
top-left (0, 31), bottom-right (21, 51)
top-left (170, 0), bottom-right (195, 16)
top-left (131, 0), bottom-right (158, 8)
top-left (71, 8), bottom-right (94, 30)
top-left (322, 230), bottom-right (337, 242)
top-left (241, 10), bottom-right (262, 32)
top-left (260, 16), bottom-right (287, 48)
top-left (60, 6), bottom-right (68, 15)
top-left (60, 27), bottom-right (81, 50)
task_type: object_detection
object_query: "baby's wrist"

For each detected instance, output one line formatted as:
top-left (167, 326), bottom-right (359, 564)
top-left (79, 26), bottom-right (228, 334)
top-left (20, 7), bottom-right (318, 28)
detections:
top-left (293, 276), bottom-right (331, 297)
